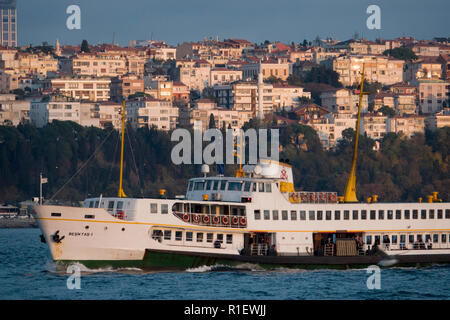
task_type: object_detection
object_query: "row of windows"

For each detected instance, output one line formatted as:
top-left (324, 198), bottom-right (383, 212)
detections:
top-left (152, 229), bottom-right (233, 244)
top-left (189, 180), bottom-right (272, 193)
top-left (254, 209), bottom-right (450, 221)
top-left (366, 233), bottom-right (449, 245)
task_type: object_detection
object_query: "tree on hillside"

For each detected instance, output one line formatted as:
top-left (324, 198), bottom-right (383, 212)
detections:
top-left (81, 40), bottom-right (90, 53)
top-left (378, 106), bottom-right (396, 117)
top-left (383, 47), bottom-right (418, 60)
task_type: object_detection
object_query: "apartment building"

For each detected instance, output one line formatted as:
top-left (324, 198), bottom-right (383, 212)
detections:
top-left (404, 57), bottom-right (443, 82)
top-left (0, 70), bottom-right (17, 92)
top-left (0, 94), bottom-right (29, 125)
top-left (371, 92), bottom-right (395, 111)
top-left (214, 81), bottom-right (310, 116)
top-left (110, 74), bottom-right (144, 101)
top-left (126, 97), bottom-right (178, 130)
top-left (46, 76), bottom-right (111, 102)
top-left (1, 52), bottom-right (58, 77)
top-left (30, 94), bottom-right (80, 128)
top-left (172, 82), bottom-right (190, 106)
top-left (324, 112), bottom-right (357, 144)
top-left (394, 94), bottom-right (417, 115)
top-left (242, 59), bottom-right (291, 81)
top-left (333, 55), bottom-right (404, 86)
top-left (387, 115), bottom-right (425, 137)
top-left (320, 88), bottom-right (368, 114)
top-left (176, 59), bottom-right (211, 91)
top-left (79, 101), bottom-right (123, 129)
top-left (178, 98), bottom-right (252, 131)
top-left (64, 53), bottom-right (129, 77)
top-left (412, 79), bottom-right (450, 114)
top-left (210, 68), bottom-right (242, 86)
top-left (360, 113), bottom-right (388, 139)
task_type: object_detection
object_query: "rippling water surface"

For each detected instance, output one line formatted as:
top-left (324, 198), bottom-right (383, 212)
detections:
top-left (1, 229), bottom-right (449, 300)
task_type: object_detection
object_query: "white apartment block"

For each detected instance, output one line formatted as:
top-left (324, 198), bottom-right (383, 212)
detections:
top-left (178, 99), bottom-right (252, 132)
top-left (413, 79), bottom-right (450, 114)
top-left (320, 88), bottom-right (368, 114)
top-left (0, 96), bottom-right (30, 125)
top-left (394, 94), bottom-right (417, 115)
top-left (126, 98), bottom-right (178, 130)
top-left (30, 95), bottom-right (80, 128)
top-left (333, 55), bottom-right (404, 86)
top-left (210, 68), bottom-right (242, 86)
top-left (360, 113), bottom-right (388, 140)
top-left (324, 112), bottom-right (357, 144)
top-left (387, 115), bottom-right (425, 138)
top-left (67, 53), bottom-right (128, 77)
top-left (48, 76), bottom-right (111, 102)
top-left (242, 60), bottom-right (291, 81)
top-left (177, 59), bottom-right (211, 91)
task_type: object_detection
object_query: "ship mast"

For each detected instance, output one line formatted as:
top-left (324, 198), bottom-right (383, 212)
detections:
top-left (118, 100), bottom-right (127, 198)
top-left (344, 63), bottom-right (365, 202)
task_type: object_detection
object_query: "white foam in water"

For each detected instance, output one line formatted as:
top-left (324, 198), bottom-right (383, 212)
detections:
top-left (186, 265), bottom-right (218, 273)
top-left (62, 262), bottom-right (143, 274)
top-left (186, 263), bottom-right (264, 273)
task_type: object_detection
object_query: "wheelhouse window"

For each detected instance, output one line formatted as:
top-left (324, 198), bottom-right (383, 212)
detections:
top-left (265, 183), bottom-right (272, 192)
top-left (206, 180), bottom-right (212, 190)
top-left (220, 180), bottom-right (227, 190)
top-left (272, 210), bottom-right (279, 220)
top-left (188, 181), bottom-right (194, 191)
top-left (212, 180), bottom-right (219, 190)
top-left (263, 210), bottom-right (270, 220)
top-left (194, 181), bottom-right (205, 190)
top-left (254, 210), bottom-right (261, 220)
top-left (258, 182), bottom-right (265, 192)
top-left (243, 181), bottom-right (251, 192)
top-left (282, 210), bottom-right (288, 220)
top-left (108, 201), bottom-right (115, 212)
top-left (161, 204), bottom-right (168, 214)
top-left (228, 181), bottom-right (243, 191)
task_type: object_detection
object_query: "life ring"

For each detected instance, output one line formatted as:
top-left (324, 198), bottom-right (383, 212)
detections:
top-left (309, 193), bottom-right (317, 202)
top-left (212, 216), bottom-right (220, 224)
top-left (182, 213), bottom-right (190, 222)
top-left (117, 211), bottom-right (124, 220)
top-left (222, 216), bottom-right (229, 225)
top-left (193, 214), bottom-right (200, 223)
top-left (232, 216), bottom-right (239, 225)
top-left (291, 193), bottom-right (299, 203)
top-left (240, 217), bottom-right (247, 226)
top-left (320, 192), bottom-right (327, 201)
top-left (203, 215), bottom-right (210, 223)
top-left (328, 193), bottom-right (337, 202)
top-left (301, 193), bottom-right (308, 202)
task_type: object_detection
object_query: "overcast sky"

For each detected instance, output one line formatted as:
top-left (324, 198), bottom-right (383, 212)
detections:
top-left (17, 0), bottom-right (449, 47)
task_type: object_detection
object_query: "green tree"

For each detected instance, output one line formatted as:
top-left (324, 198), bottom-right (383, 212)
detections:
top-left (81, 40), bottom-right (90, 53)
top-left (382, 47), bottom-right (418, 61)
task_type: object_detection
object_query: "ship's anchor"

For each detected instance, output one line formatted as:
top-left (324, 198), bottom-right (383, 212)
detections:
top-left (52, 230), bottom-right (65, 243)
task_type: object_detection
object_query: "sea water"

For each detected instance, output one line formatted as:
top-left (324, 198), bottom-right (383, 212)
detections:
top-left (0, 228), bottom-right (449, 300)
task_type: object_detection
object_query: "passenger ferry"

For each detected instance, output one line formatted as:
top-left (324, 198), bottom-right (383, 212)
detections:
top-left (34, 66), bottom-right (450, 270)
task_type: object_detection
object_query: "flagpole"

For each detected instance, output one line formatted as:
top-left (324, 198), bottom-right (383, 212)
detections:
top-left (40, 172), bottom-right (42, 205)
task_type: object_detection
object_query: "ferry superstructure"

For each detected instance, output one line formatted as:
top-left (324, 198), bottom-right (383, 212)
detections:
top-left (34, 64), bottom-right (450, 269)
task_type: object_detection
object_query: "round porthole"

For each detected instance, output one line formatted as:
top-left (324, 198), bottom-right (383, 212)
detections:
top-left (85, 225), bottom-right (89, 230)
top-left (121, 228), bottom-right (125, 231)
top-left (104, 226), bottom-right (108, 231)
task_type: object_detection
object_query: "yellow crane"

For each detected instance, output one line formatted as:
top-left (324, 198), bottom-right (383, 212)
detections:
top-left (344, 63), bottom-right (366, 202)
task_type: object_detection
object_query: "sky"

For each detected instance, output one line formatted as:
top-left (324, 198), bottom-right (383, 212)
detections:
top-left (17, 0), bottom-right (450, 47)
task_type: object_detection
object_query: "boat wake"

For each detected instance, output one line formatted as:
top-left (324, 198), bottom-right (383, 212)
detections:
top-left (186, 263), bottom-right (265, 273)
